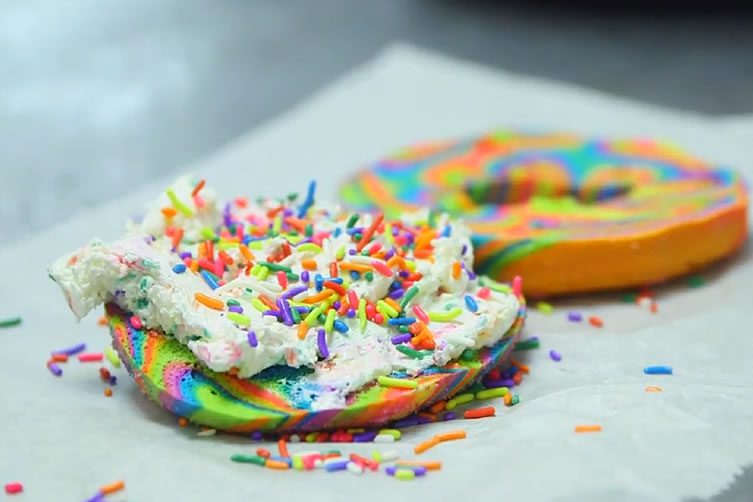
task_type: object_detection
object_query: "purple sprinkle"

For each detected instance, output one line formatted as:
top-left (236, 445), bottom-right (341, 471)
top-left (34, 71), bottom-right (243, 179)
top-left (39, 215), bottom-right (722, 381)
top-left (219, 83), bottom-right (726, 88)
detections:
top-left (399, 270), bottom-right (410, 278)
top-left (549, 350), bottom-right (562, 362)
top-left (281, 285), bottom-right (308, 300)
top-left (346, 308), bottom-right (356, 318)
top-left (51, 342), bottom-right (86, 357)
top-left (300, 271), bottom-right (310, 283)
top-left (384, 249), bottom-right (395, 260)
top-left (283, 207), bottom-right (294, 217)
top-left (388, 288), bottom-right (405, 300)
top-left (461, 244), bottom-right (467, 255)
top-left (416, 415), bottom-right (433, 425)
top-left (409, 466), bottom-right (428, 476)
top-left (348, 249), bottom-right (357, 255)
top-left (392, 416), bottom-right (419, 428)
top-left (85, 493), bottom-right (105, 502)
top-left (108, 375), bottom-right (117, 385)
top-left (317, 329), bottom-right (329, 359)
top-left (442, 411), bottom-right (457, 421)
top-left (568, 312), bottom-right (583, 322)
top-left (277, 298), bottom-right (294, 326)
top-left (385, 466), bottom-right (397, 476)
top-left (47, 362), bottom-right (63, 377)
top-left (391, 333), bottom-right (412, 345)
top-left (482, 378), bottom-right (514, 389)
top-left (247, 330), bottom-right (258, 347)
top-left (332, 301), bottom-right (341, 310)
top-left (353, 430), bottom-right (378, 442)
top-left (228, 305), bottom-right (244, 313)
top-left (262, 310), bottom-right (282, 319)
top-left (251, 431), bottom-right (264, 441)
top-left (178, 251), bottom-right (192, 259)
top-left (467, 271), bottom-right (477, 280)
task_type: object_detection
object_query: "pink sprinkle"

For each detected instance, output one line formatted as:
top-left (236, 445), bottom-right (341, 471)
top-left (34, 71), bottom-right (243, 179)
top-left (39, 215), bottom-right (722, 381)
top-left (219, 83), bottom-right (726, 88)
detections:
top-left (78, 353), bottom-right (104, 363)
top-left (413, 305), bottom-right (429, 323)
top-left (5, 482), bottom-right (23, 495)
top-left (347, 290), bottom-right (359, 310)
top-left (512, 276), bottom-right (522, 297)
top-left (371, 260), bottom-right (392, 277)
top-left (193, 194), bottom-right (205, 209)
top-left (214, 258), bottom-right (225, 277)
top-left (477, 287), bottom-right (491, 300)
top-left (277, 270), bottom-right (288, 289)
top-left (129, 315), bottom-right (142, 330)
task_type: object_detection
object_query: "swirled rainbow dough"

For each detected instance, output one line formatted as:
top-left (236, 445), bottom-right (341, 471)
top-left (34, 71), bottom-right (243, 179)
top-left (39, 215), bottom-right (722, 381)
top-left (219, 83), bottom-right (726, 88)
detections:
top-left (340, 131), bottom-right (748, 297)
top-left (48, 176), bottom-right (526, 431)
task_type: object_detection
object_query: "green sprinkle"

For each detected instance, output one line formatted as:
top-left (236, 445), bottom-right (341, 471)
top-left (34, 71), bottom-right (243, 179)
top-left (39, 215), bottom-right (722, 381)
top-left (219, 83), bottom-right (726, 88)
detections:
top-left (324, 309), bottom-right (336, 333)
top-left (286, 272), bottom-right (300, 281)
top-left (166, 188), bottom-right (193, 217)
top-left (445, 393), bottom-right (474, 410)
top-left (257, 261), bottom-right (292, 273)
top-left (371, 450), bottom-right (382, 462)
top-left (536, 301), bottom-right (554, 314)
top-left (305, 432), bottom-right (318, 443)
top-left (104, 346), bottom-right (121, 368)
top-left (399, 286), bottom-right (419, 309)
top-left (687, 276), bottom-right (705, 288)
top-left (396, 345), bottom-right (427, 359)
top-left (622, 293), bottom-right (637, 303)
top-left (139, 276), bottom-right (152, 292)
top-left (395, 469), bottom-right (416, 481)
top-left (227, 313), bottom-right (250, 327)
top-left (226, 299), bottom-right (240, 307)
top-left (230, 454), bottom-right (266, 466)
top-left (377, 375), bottom-right (418, 389)
top-left (460, 349), bottom-right (478, 361)
top-left (481, 277), bottom-right (512, 294)
top-left (427, 210), bottom-right (437, 228)
top-left (358, 299), bottom-right (367, 331)
top-left (511, 394), bottom-right (520, 405)
top-left (346, 214), bottom-right (359, 228)
top-left (272, 215), bottom-right (282, 235)
top-left (304, 306), bottom-right (324, 325)
top-left (287, 192), bottom-right (299, 201)
top-left (335, 245), bottom-right (346, 261)
top-left (305, 224), bottom-right (313, 237)
top-left (292, 456), bottom-right (304, 470)
top-left (256, 266), bottom-right (270, 281)
top-left (475, 387), bottom-right (508, 400)
top-left (247, 241), bottom-right (264, 250)
top-left (377, 300), bottom-right (399, 318)
top-left (141, 258), bottom-right (158, 269)
top-left (200, 227), bottom-right (218, 241)
top-left (397, 326), bottom-right (409, 333)
top-left (428, 307), bottom-right (462, 322)
top-left (290, 307), bottom-right (301, 323)
top-left (297, 243), bottom-right (323, 254)
top-left (514, 338), bottom-right (540, 351)
top-left (364, 271), bottom-right (374, 282)
top-left (251, 298), bottom-right (267, 312)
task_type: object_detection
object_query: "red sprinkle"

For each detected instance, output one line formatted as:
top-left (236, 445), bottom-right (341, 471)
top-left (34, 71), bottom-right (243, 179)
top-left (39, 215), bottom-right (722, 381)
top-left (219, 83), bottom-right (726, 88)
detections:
top-left (588, 316), bottom-right (604, 328)
top-left (373, 313), bottom-right (385, 325)
top-left (277, 270), bottom-right (288, 289)
top-left (78, 353), bottom-right (104, 363)
top-left (477, 287), bottom-right (491, 300)
top-left (371, 260), bottom-right (392, 277)
top-left (323, 281), bottom-right (346, 296)
top-left (329, 261), bottom-right (338, 278)
top-left (4, 482), bottom-right (23, 495)
top-left (256, 448), bottom-right (271, 458)
top-left (464, 406), bottom-right (496, 419)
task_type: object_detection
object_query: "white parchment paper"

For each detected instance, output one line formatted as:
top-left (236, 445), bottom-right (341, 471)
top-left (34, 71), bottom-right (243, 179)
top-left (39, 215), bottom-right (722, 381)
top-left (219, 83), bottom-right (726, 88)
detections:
top-left (2, 44), bottom-right (752, 502)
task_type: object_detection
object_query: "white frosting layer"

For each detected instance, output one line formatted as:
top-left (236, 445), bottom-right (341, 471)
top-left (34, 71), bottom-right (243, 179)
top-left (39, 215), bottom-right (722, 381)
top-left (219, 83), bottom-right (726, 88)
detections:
top-left (49, 175), bottom-right (520, 409)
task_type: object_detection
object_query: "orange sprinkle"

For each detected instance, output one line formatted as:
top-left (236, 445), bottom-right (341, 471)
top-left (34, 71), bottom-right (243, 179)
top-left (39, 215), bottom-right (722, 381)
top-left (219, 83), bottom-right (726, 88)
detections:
top-left (302, 259), bottom-right (318, 270)
top-left (278, 438), bottom-right (289, 458)
top-left (397, 460), bottom-right (442, 471)
top-left (452, 261), bottom-right (462, 280)
top-left (575, 424), bottom-right (602, 433)
top-left (259, 295), bottom-right (279, 311)
top-left (191, 179), bottom-right (206, 197)
top-left (384, 297), bottom-right (402, 313)
top-left (218, 250), bottom-right (233, 266)
top-left (190, 260), bottom-right (199, 273)
top-left (356, 213), bottom-right (384, 252)
top-left (645, 386), bottom-right (663, 392)
top-left (414, 436), bottom-right (440, 455)
top-left (414, 249), bottom-right (433, 259)
top-left (228, 367), bottom-right (239, 376)
top-left (178, 417), bottom-right (189, 427)
top-left (297, 322), bottom-right (308, 340)
top-left (97, 316), bottom-right (108, 326)
top-left (99, 480), bottom-right (125, 495)
top-left (386, 256), bottom-right (407, 269)
top-left (256, 448), bottom-right (271, 458)
top-left (302, 289), bottom-right (335, 304)
top-left (650, 302), bottom-right (658, 314)
top-left (589, 316), bottom-right (604, 328)
top-left (238, 244), bottom-right (255, 263)
top-left (265, 460), bottom-right (289, 470)
top-left (511, 360), bottom-right (530, 374)
top-left (284, 217), bottom-right (308, 233)
top-left (429, 401), bottom-right (446, 414)
top-left (436, 430), bottom-right (466, 442)
top-left (104, 387), bottom-right (113, 397)
top-left (171, 227), bottom-right (184, 250)
top-left (329, 261), bottom-right (338, 277)
top-left (51, 354), bottom-right (68, 363)
top-left (161, 207), bottom-right (177, 218)
top-left (338, 262), bottom-right (371, 273)
top-left (194, 292), bottom-right (225, 310)
top-left (464, 407), bottom-right (495, 419)
top-left (503, 393), bottom-right (512, 406)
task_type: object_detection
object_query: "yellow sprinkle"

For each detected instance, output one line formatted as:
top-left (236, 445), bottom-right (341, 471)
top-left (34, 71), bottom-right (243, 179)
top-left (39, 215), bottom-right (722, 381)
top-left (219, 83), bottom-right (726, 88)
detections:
top-left (445, 393), bottom-right (475, 410)
top-left (251, 298), bottom-right (267, 312)
top-left (304, 306), bottom-right (324, 325)
top-left (377, 375), bottom-right (418, 389)
top-left (200, 227), bottom-right (217, 240)
top-left (104, 346), bottom-right (121, 368)
top-left (428, 308), bottom-right (462, 322)
top-left (324, 309), bottom-right (336, 333)
top-left (217, 241), bottom-right (240, 250)
top-left (297, 243), bottom-right (323, 253)
top-left (377, 300), bottom-right (398, 318)
top-left (335, 245), bottom-right (346, 261)
top-left (536, 301), bottom-right (554, 314)
top-left (166, 189), bottom-right (193, 217)
top-left (257, 266), bottom-right (270, 281)
top-left (247, 241), bottom-right (264, 250)
top-left (227, 312), bottom-right (250, 327)
top-left (378, 429), bottom-right (402, 440)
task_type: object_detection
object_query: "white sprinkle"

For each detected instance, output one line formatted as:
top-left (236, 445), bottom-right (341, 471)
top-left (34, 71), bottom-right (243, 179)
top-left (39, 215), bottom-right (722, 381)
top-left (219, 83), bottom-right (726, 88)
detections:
top-left (380, 450), bottom-right (399, 462)
top-left (373, 433), bottom-right (395, 443)
top-left (197, 428), bottom-right (217, 437)
top-left (313, 459), bottom-right (324, 469)
top-left (638, 297), bottom-right (652, 308)
top-left (347, 461), bottom-right (364, 475)
top-left (323, 457), bottom-right (345, 467)
top-left (290, 434), bottom-right (301, 443)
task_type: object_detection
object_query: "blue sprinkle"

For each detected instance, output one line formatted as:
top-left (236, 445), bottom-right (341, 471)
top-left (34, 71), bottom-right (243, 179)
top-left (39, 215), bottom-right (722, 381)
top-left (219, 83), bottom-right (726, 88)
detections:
top-left (389, 281), bottom-right (401, 291)
top-left (349, 271), bottom-right (360, 280)
top-left (643, 365), bottom-right (672, 375)
top-left (441, 225), bottom-right (452, 238)
top-left (464, 295), bottom-right (478, 312)
top-left (172, 263), bottom-right (187, 274)
top-left (325, 460), bottom-right (349, 472)
top-left (324, 277), bottom-right (343, 284)
top-left (297, 180), bottom-right (316, 218)
top-left (267, 455), bottom-right (292, 466)
top-left (387, 317), bottom-right (416, 326)
top-left (332, 320), bottom-right (349, 333)
top-left (333, 228), bottom-right (342, 237)
top-left (346, 308), bottom-right (356, 318)
top-left (200, 270), bottom-right (219, 290)
top-left (315, 274), bottom-right (324, 291)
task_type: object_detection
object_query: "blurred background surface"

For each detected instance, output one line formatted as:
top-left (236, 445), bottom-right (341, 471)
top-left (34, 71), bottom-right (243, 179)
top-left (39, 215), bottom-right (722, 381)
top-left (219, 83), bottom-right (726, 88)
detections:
top-left (2, 0), bottom-right (752, 244)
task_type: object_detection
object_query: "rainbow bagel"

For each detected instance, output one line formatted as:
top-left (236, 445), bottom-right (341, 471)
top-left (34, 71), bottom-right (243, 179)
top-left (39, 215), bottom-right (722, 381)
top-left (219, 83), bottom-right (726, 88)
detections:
top-left (341, 131), bottom-right (748, 297)
top-left (105, 292), bottom-right (525, 432)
